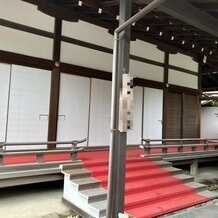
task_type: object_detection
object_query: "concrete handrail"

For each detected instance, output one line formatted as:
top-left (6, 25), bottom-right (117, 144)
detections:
top-left (140, 138), bottom-right (218, 156)
top-left (0, 138), bottom-right (87, 166)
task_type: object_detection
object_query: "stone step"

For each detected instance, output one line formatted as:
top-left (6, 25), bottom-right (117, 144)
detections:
top-left (80, 187), bottom-right (107, 203)
top-left (198, 190), bottom-right (218, 200)
top-left (186, 181), bottom-right (207, 192)
top-left (163, 167), bottom-right (183, 175)
top-left (173, 174), bottom-right (194, 183)
top-left (60, 162), bottom-right (84, 171)
top-left (154, 160), bottom-right (172, 167)
top-left (64, 169), bottom-right (91, 179)
top-left (89, 200), bottom-right (107, 217)
top-left (71, 177), bottom-right (101, 191)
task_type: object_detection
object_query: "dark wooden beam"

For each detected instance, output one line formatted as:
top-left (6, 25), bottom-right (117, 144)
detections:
top-left (0, 50), bottom-right (53, 70)
top-left (162, 52), bottom-right (169, 139)
top-left (193, 3), bottom-right (218, 12)
top-left (47, 18), bottom-right (62, 148)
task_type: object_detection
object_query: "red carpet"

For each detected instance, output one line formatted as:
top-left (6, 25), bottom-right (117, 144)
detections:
top-left (3, 148), bottom-right (209, 217)
top-left (81, 149), bottom-right (208, 218)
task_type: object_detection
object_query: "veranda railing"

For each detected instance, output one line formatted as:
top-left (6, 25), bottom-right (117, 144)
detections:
top-left (0, 138), bottom-right (86, 166)
top-left (140, 138), bottom-right (218, 156)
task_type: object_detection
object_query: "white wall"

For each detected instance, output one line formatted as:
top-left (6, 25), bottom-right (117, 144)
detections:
top-left (0, 0), bottom-right (54, 32)
top-left (143, 88), bottom-right (163, 139)
top-left (57, 73), bottom-right (90, 146)
top-left (62, 20), bottom-right (113, 49)
top-left (169, 69), bottom-right (198, 89)
top-left (61, 42), bottom-right (113, 73)
top-left (201, 107), bottom-right (218, 139)
top-left (7, 65), bottom-right (51, 149)
top-left (0, 26), bottom-right (53, 60)
top-left (89, 79), bottom-right (111, 146)
top-left (169, 53), bottom-right (198, 72)
top-left (0, 0), bottom-right (53, 59)
top-left (0, 63), bottom-right (11, 142)
top-left (131, 40), bottom-right (164, 63)
top-left (130, 61), bottom-right (164, 82)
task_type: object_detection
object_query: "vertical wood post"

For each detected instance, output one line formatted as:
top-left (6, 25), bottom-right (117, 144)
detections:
top-left (197, 56), bottom-right (203, 138)
top-left (47, 18), bottom-right (62, 149)
top-left (162, 52), bottom-right (169, 139)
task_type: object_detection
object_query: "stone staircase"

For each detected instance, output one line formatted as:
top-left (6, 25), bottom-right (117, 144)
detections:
top-left (60, 157), bottom-right (218, 218)
top-left (60, 161), bottom-right (108, 217)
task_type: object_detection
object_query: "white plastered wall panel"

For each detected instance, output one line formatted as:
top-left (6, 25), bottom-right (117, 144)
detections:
top-left (127, 86), bottom-right (143, 145)
top-left (62, 20), bottom-right (113, 49)
top-left (0, 0), bottom-right (54, 32)
top-left (61, 42), bottom-right (112, 73)
top-left (130, 40), bottom-right (164, 63)
top-left (57, 73), bottom-right (90, 146)
top-left (0, 26), bottom-right (53, 60)
top-left (130, 60), bottom-right (164, 82)
top-left (6, 65), bottom-right (51, 149)
top-left (169, 53), bottom-right (198, 72)
top-left (0, 63), bottom-right (11, 142)
top-left (143, 88), bottom-right (163, 139)
top-left (169, 69), bottom-right (198, 89)
top-left (89, 79), bottom-right (112, 146)
top-left (201, 107), bottom-right (218, 138)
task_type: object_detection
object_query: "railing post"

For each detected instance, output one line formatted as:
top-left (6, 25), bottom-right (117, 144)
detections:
top-left (71, 141), bottom-right (78, 161)
top-left (145, 139), bottom-right (151, 155)
top-left (37, 154), bottom-right (44, 163)
top-left (162, 147), bottom-right (167, 154)
top-left (0, 142), bottom-right (4, 166)
top-left (190, 159), bottom-right (198, 175)
top-left (178, 140), bottom-right (183, 153)
top-left (205, 138), bottom-right (209, 151)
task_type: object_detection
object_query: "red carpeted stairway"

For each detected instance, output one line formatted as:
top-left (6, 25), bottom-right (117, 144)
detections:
top-left (82, 155), bottom-right (211, 218)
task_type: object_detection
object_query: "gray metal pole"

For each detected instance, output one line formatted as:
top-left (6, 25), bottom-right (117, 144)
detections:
top-left (106, 31), bottom-right (120, 218)
top-left (106, 0), bottom-right (166, 217)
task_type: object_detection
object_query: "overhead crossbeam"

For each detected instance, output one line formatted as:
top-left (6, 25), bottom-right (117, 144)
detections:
top-left (144, 0), bottom-right (218, 37)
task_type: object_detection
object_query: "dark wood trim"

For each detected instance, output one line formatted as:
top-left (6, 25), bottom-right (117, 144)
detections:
top-left (198, 57), bottom-right (203, 93)
top-left (196, 95), bottom-right (201, 138)
top-left (47, 68), bottom-right (60, 148)
top-left (181, 93), bottom-right (185, 138)
top-left (130, 55), bottom-right (164, 67)
top-left (0, 18), bottom-right (53, 39)
top-left (134, 78), bottom-right (165, 89)
top-left (197, 57), bottom-right (203, 138)
top-left (169, 65), bottom-right (198, 76)
top-left (141, 87), bottom-right (145, 141)
top-left (47, 18), bottom-right (62, 148)
top-left (60, 63), bottom-right (112, 81)
top-left (162, 52), bottom-right (169, 139)
top-left (164, 52), bottom-right (169, 84)
top-left (53, 18), bottom-right (62, 62)
top-left (168, 84), bottom-right (200, 95)
top-left (0, 50), bottom-right (53, 70)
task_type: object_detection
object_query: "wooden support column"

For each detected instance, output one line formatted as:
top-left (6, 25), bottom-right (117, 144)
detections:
top-left (47, 18), bottom-right (62, 149)
top-left (162, 52), bottom-right (169, 139)
top-left (197, 56), bottom-right (203, 138)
